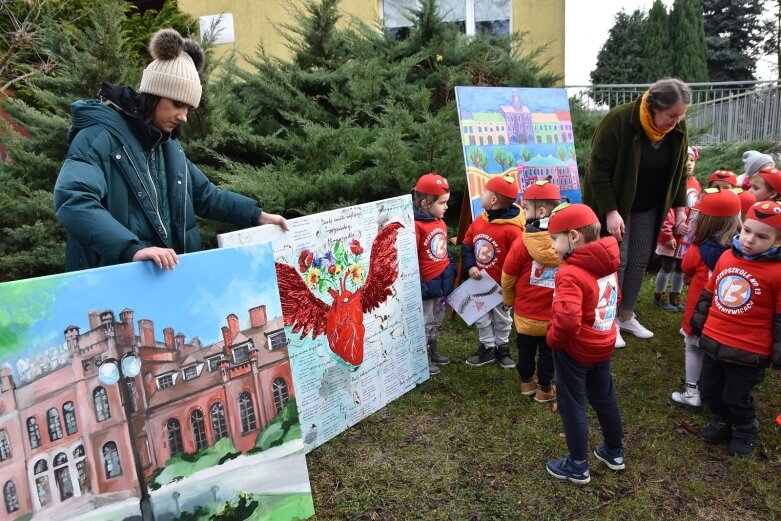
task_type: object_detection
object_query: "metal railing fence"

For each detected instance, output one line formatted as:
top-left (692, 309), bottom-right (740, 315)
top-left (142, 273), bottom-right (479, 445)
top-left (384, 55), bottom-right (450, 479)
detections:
top-left (566, 80), bottom-right (781, 145)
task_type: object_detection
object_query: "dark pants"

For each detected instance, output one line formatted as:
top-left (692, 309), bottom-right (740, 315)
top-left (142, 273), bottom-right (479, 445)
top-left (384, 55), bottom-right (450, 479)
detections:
top-left (516, 333), bottom-right (554, 389)
top-left (699, 352), bottom-right (766, 426)
top-left (552, 349), bottom-right (623, 461)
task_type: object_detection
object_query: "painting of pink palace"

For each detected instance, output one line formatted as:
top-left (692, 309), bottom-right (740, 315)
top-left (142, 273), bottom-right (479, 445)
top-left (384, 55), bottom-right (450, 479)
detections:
top-left (455, 86), bottom-right (582, 219)
top-left (0, 243), bottom-right (314, 521)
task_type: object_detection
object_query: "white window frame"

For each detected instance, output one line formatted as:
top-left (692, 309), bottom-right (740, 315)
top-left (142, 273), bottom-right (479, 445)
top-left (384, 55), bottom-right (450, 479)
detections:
top-left (378, 0), bottom-right (512, 37)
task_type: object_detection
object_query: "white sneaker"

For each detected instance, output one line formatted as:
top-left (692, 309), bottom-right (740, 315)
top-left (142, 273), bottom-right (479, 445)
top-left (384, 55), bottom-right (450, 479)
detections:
top-left (671, 383), bottom-right (701, 410)
top-left (618, 316), bottom-right (654, 339)
top-left (614, 329), bottom-right (626, 349)
top-left (679, 327), bottom-right (685, 337)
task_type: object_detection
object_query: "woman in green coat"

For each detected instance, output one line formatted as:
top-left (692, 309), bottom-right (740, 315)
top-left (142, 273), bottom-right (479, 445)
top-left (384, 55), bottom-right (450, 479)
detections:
top-left (54, 29), bottom-right (287, 272)
top-left (583, 78), bottom-right (691, 348)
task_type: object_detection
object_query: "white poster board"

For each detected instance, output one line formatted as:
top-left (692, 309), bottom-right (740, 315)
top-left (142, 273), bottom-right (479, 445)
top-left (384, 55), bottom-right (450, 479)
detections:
top-left (218, 195), bottom-right (428, 452)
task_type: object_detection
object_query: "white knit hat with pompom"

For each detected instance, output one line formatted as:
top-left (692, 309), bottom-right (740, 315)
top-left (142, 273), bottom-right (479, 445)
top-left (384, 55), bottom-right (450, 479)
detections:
top-left (139, 29), bottom-right (204, 108)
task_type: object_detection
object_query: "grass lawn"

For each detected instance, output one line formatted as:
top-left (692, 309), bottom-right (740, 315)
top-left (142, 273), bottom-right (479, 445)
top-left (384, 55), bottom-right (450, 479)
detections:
top-left (307, 277), bottom-right (781, 520)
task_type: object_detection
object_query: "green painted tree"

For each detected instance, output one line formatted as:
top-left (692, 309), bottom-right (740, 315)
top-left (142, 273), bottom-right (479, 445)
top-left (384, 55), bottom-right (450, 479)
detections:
top-left (701, 0), bottom-right (763, 81)
top-left (669, 0), bottom-right (709, 82)
top-left (492, 148), bottom-right (514, 171)
top-left (642, 0), bottom-right (673, 82)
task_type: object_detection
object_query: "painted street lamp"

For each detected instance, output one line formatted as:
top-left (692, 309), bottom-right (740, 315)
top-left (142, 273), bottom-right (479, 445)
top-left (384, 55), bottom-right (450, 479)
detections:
top-left (98, 352), bottom-right (154, 520)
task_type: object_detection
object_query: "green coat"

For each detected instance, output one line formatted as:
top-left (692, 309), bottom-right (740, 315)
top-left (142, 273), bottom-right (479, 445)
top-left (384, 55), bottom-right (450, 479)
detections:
top-left (583, 96), bottom-right (688, 234)
top-left (54, 99), bottom-right (262, 271)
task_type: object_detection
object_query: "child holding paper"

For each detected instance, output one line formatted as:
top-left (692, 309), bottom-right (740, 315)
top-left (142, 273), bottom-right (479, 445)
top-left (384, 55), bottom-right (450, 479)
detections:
top-left (501, 179), bottom-right (562, 402)
top-left (462, 174), bottom-right (524, 368)
top-left (413, 173), bottom-right (456, 376)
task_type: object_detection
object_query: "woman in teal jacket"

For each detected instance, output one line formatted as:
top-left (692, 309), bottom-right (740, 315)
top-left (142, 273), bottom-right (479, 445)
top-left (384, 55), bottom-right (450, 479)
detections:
top-left (54, 29), bottom-right (286, 271)
top-left (583, 78), bottom-right (690, 347)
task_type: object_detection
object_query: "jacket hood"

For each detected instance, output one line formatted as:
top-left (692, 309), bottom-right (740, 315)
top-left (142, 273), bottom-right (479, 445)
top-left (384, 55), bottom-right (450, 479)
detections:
top-left (699, 238), bottom-right (729, 270)
top-left (565, 236), bottom-right (620, 277)
top-left (413, 206), bottom-right (436, 222)
top-left (68, 83), bottom-right (167, 147)
top-left (523, 230), bottom-right (561, 268)
top-left (480, 204), bottom-right (524, 226)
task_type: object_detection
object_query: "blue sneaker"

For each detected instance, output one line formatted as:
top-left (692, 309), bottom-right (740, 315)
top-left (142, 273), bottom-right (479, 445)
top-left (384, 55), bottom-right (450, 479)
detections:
top-left (593, 444), bottom-right (625, 470)
top-left (546, 456), bottom-right (590, 484)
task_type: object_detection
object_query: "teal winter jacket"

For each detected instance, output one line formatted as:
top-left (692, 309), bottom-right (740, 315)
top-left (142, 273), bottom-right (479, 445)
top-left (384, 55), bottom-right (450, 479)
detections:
top-left (54, 92), bottom-right (262, 271)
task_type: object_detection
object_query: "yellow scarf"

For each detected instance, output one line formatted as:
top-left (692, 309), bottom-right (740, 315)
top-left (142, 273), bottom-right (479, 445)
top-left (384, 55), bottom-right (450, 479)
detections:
top-left (638, 90), bottom-right (670, 143)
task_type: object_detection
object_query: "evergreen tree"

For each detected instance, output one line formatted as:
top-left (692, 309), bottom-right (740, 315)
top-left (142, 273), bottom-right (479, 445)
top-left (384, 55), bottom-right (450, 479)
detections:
top-left (589, 9), bottom-right (646, 103)
top-left (701, 0), bottom-right (764, 81)
top-left (670, 0), bottom-right (709, 82)
top-left (0, 0), bottom-right (198, 281)
top-left (643, 0), bottom-right (674, 82)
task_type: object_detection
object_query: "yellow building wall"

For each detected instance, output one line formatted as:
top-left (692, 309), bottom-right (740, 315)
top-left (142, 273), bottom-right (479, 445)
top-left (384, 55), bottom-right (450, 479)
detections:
top-left (178, 1), bottom-right (563, 79)
top-left (513, 0), bottom-right (565, 82)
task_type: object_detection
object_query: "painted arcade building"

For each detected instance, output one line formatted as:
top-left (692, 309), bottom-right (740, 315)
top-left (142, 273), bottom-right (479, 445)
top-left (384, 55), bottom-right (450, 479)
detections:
top-left (0, 305), bottom-right (292, 520)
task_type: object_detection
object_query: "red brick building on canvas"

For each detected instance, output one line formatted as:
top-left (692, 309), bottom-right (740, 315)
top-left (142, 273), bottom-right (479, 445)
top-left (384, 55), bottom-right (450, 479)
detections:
top-left (0, 305), bottom-right (292, 519)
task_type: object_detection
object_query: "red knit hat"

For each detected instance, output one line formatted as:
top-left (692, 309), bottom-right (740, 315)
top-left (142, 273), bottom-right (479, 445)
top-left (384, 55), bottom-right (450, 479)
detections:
top-left (485, 174), bottom-right (520, 200)
top-left (548, 203), bottom-right (599, 234)
top-left (754, 167), bottom-right (781, 195)
top-left (522, 179), bottom-right (561, 201)
top-left (746, 200), bottom-right (781, 230)
top-left (731, 188), bottom-right (756, 214)
top-left (694, 188), bottom-right (740, 217)
top-left (707, 169), bottom-right (738, 187)
top-left (415, 173), bottom-right (449, 196)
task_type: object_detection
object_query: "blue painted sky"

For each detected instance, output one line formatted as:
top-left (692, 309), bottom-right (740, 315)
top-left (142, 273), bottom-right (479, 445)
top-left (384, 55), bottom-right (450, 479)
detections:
top-left (454, 87), bottom-right (571, 114)
top-left (0, 242), bottom-right (280, 372)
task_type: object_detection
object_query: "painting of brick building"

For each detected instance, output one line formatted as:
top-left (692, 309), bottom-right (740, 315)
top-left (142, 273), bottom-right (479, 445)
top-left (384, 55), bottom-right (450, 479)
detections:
top-left (0, 243), bottom-right (314, 520)
top-left (455, 86), bottom-right (582, 220)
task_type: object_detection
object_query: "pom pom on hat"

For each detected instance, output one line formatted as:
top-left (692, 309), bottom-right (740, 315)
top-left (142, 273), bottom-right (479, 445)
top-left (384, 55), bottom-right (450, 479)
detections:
top-left (707, 169), bottom-right (738, 187)
top-left (687, 146), bottom-right (699, 160)
top-left (742, 150), bottom-right (774, 178)
top-left (415, 173), bottom-right (449, 196)
top-left (731, 188), bottom-right (756, 214)
top-left (485, 174), bottom-right (520, 200)
top-left (548, 203), bottom-right (598, 234)
top-left (139, 28), bottom-right (203, 109)
top-left (746, 200), bottom-right (781, 230)
top-left (522, 178), bottom-right (561, 201)
top-left (695, 187), bottom-right (741, 217)
top-left (754, 167), bottom-right (781, 195)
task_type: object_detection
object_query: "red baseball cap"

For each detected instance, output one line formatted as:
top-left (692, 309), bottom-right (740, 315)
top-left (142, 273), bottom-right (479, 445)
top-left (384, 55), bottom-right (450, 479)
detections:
top-left (522, 179), bottom-right (561, 201)
top-left (415, 173), bottom-right (449, 196)
top-left (731, 188), bottom-right (756, 214)
top-left (754, 167), bottom-right (781, 195)
top-left (746, 200), bottom-right (781, 230)
top-left (695, 188), bottom-right (740, 217)
top-left (707, 169), bottom-right (738, 187)
top-left (485, 174), bottom-right (520, 200)
top-left (548, 203), bottom-right (599, 234)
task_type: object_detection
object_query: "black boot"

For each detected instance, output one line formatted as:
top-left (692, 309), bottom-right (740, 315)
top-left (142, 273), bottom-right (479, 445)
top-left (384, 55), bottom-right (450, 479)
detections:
top-left (495, 343), bottom-right (516, 369)
top-left (699, 417), bottom-right (732, 444)
top-left (728, 420), bottom-right (758, 456)
top-left (465, 343), bottom-right (495, 367)
top-left (428, 338), bottom-right (449, 365)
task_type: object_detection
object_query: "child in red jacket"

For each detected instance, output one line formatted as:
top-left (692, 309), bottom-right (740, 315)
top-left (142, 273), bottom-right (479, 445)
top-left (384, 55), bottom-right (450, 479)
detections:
top-left (501, 179), bottom-right (562, 403)
top-left (544, 203), bottom-right (624, 485)
top-left (462, 174), bottom-right (524, 369)
top-left (692, 200), bottom-right (781, 456)
top-left (653, 147), bottom-right (702, 311)
top-left (413, 173), bottom-right (457, 376)
top-left (671, 189), bottom-right (742, 409)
